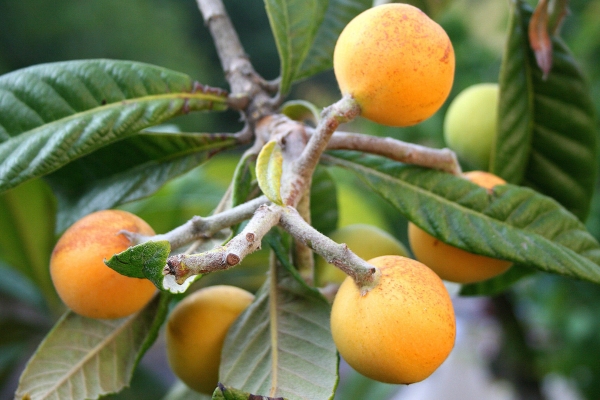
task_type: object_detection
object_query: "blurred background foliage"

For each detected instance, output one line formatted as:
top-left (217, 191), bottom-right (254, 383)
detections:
top-left (0, 0), bottom-right (600, 399)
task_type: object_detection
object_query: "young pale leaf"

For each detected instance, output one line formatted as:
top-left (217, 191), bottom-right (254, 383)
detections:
top-left (492, 1), bottom-right (597, 220)
top-left (105, 240), bottom-right (171, 285)
top-left (0, 60), bottom-right (228, 194)
top-left (280, 100), bottom-right (321, 126)
top-left (264, 0), bottom-right (327, 94)
top-left (324, 151), bottom-right (600, 285)
top-left (256, 140), bottom-right (284, 205)
top-left (219, 234), bottom-right (338, 400)
top-left (460, 264), bottom-right (536, 296)
top-left (294, 0), bottom-right (371, 81)
top-left (46, 132), bottom-right (236, 232)
top-left (310, 166), bottom-right (338, 235)
top-left (15, 293), bottom-right (171, 400)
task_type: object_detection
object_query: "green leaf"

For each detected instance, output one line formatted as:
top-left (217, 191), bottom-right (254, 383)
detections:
top-left (0, 178), bottom-right (59, 309)
top-left (492, 1), bottom-right (597, 220)
top-left (264, 0), bottom-right (328, 94)
top-left (231, 152), bottom-right (256, 209)
top-left (230, 152), bottom-right (258, 237)
top-left (256, 140), bottom-right (284, 205)
top-left (294, 0), bottom-right (371, 81)
top-left (460, 264), bottom-right (536, 296)
top-left (0, 261), bottom-right (47, 311)
top-left (220, 233), bottom-right (338, 400)
top-left (15, 292), bottom-right (171, 400)
top-left (310, 166), bottom-right (338, 235)
top-left (105, 240), bottom-right (171, 281)
top-left (212, 384), bottom-right (286, 400)
top-left (0, 59), bottom-right (228, 194)
top-left (280, 100), bottom-right (321, 125)
top-left (324, 151), bottom-right (600, 285)
top-left (46, 131), bottom-right (236, 232)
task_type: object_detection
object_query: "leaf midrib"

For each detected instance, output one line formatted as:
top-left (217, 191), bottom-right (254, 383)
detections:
top-left (4, 92), bottom-right (227, 142)
top-left (37, 312), bottom-right (139, 399)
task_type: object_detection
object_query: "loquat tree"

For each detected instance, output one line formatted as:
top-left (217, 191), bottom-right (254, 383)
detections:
top-left (1, 0), bottom-right (600, 399)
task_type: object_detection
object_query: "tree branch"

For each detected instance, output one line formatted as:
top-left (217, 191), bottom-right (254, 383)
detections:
top-left (294, 95), bottom-right (361, 183)
top-left (128, 195), bottom-right (269, 249)
top-left (322, 130), bottom-right (462, 174)
top-left (164, 203), bottom-right (282, 283)
top-left (279, 206), bottom-right (380, 294)
top-left (196, 0), bottom-right (277, 120)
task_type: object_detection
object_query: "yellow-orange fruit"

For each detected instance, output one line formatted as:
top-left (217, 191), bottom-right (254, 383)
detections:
top-left (50, 210), bottom-right (157, 319)
top-left (408, 171), bottom-right (513, 283)
top-left (331, 255), bottom-right (455, 384)
top-left (316, 224), bottom-right (409, 285)
top-left (333, 3), bottom-right (455, 127)
top-left (166, 285), bottom-right (254, 394)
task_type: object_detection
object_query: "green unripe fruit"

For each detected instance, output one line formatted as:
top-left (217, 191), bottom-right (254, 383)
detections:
top-left (316, 224), bottom-right (409, 285)
top-left (443, 83), bottom-right (499, 170)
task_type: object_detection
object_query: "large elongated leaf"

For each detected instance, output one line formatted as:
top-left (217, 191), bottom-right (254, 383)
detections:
top-left (46, 131), bottom-right (236, 232)
top-left (0, 179), bottom-right (59, 309)
top-left (294, 0), bottom-right (371, 81)
top-left (324, 151), bottom-right (600, 285)
top-left (264, 0), bottom-right (328, 94)
top-left (310, 166), bottom-right (338, 235)
top-left (220, 233), bottom-right (338, 400)
top-left (0, 60), bottom-right (228, 193)
top-left (492, 1), bottom-right (597, 221)
top-left (15, 293), bottom-right (171, 400)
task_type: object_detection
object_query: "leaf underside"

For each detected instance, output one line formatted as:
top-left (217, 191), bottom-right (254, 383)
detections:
top-left (15, 294), bottom-right (170, 400)
top-left (220, 232), bottom-right (338, 400)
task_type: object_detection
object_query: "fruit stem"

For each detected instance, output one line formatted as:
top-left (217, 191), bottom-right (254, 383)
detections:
top-left (293, 95), bottom-right (361, 197)
top-left (278, 206), bottom-right (380, 294)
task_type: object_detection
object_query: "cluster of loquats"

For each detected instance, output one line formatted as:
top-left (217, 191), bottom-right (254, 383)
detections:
top-left (47, 3), bottom-right (513, 395)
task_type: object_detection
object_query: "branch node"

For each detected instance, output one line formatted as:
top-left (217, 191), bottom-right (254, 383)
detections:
top-left (226, 253), bottom-right (241, 266)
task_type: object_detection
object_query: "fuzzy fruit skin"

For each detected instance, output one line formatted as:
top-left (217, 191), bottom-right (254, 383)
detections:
top-left (166, 285), bottom-right (254, 394)
top-left (331, 255), bottom-right (455, 384)
top-left (50, 210), bottom-right (157, 319)
top-left (317, 224), bottom-right (409, 285)
top-left (444, 83), bottom-right (499, 170)
top-left (408, 171), bottom-right (513, 283)
top-left (333, 3), bottom-right (455, 127)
